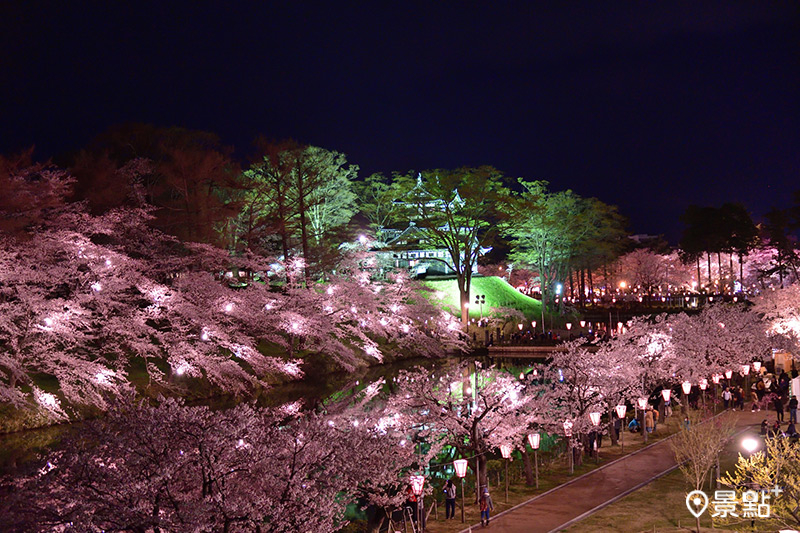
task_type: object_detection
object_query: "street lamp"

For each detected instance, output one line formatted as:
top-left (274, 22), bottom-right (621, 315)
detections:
top-left (699, 379), bottom-right (708, 409)
top-left (638, 397), bottom-right (649, 443)
top-left (500, 444), bottom-right (512, 502)
top-left (563, 420), bottom-right (574, 474)
top-left (410, 475), bottom-right (425, 529)
top-left (527, 433), bottom-right (540, 488)
top-left (454, 459), bottom-right (468, 523)
top-left (589, 412), bottom-right (602, 462)
top-left (616, 405), bottom-right (627, 452)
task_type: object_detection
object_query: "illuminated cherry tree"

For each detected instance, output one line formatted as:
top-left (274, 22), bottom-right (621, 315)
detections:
top-left (385, 362), bottom-right (553, 490)
top-left (1, 398), bottom-right (421, 533)
top-left (753, 282), bottom-right (800, 350)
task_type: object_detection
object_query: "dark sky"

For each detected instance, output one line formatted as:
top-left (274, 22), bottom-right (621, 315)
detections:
top-left (2, 2), bottom-right (799, 241)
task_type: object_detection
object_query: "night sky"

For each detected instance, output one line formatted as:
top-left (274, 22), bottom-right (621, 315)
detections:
top-left (2, 2), bottom-right (799, 241)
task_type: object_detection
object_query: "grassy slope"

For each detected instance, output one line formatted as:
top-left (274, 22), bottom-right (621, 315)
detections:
top-left (423, 276), bottom-right (542, 319)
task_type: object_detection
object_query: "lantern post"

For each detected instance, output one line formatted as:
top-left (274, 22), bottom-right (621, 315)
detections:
top-left (527, 433), bottom-right (540, 489)
top-left (410, 475), bottom-right (425, 530)
top-left (500, 444), bottom-right (512, 502)
top-left (615, 404), bottom-right (627, 452)
top-left (454, 459), bottom-right (468, 523)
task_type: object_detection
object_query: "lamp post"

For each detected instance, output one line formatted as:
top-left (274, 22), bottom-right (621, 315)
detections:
top-left (638, 397), bottom-right (648, 443)
top-left (474, 294), bottom-right (485, 319)
top-left (681, 381), bottom-right (691, 413)
top-left (500, 444), bottom-right (512, 503)
top-left (563, 420), bottom-right (574, 474)
top-left (410, 475), bottom-right (425, 530)
top-left (712, 374), bottom-right (722, 413)
top-left (699, 379), bottom-right (708, 410)
top-left (527, 433), bottom-right (540, 489)
top-left (742, 365), bottom-right (751, 398)
top-left (454, 459), bottom-right (468, 523)
top-left (616, 405), bottom-right (627, 452)
top-left (589, 412), bottom-right (601, 462)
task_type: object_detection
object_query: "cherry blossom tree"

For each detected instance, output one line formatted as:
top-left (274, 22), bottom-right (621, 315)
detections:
top-left (753, 282), bottom-right (800, 350)
top-left (1, 397), bottom-right (421, 533)
top-left (384, 362), bottom-right (553, 491)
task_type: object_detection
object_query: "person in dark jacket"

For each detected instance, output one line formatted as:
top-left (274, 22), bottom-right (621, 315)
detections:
top-left (774, 395), bottom-right (785, 423)
top-left (789, 395), bottom-right (798, 424)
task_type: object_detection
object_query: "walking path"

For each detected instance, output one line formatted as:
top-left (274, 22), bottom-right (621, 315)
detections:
top-left (458, 409), bottom-right (764, 533)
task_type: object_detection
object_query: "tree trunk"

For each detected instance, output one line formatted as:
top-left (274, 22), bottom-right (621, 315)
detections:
top-left (717, 251), bottom-right (722, 290)
top-left (696, 257), bottom-right (701, 289)
top-left (365, 505), bottom-right (388, 533)
top-left (706, 252), bottom-right (712, 288)
top-left (520, 446), bottom-right (536, 486)
top-left (739, 253), bottom-right (744, 288)
top-left (580, 267), bottom-right (586, 309)
top-left (608, 406), bottom-right (618, 445)
top-left (588, 268), bottom-right (594, 302)
top-left (729, 253), bottom-right (734, 292)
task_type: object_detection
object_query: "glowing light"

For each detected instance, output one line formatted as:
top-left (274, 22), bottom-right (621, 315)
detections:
top-left (661, 389), bottom-right (671, 402)
top-left (527, 432), bottom-right (540, 450)
top-left (401, 324), bottom-right (410, 334)
top-left (500, 444), bottom-right (512, 459)
top-left (699, 379), bottom-right (708, 391)
top-left (105, 259), bottom-right (112, 267)
top-left (326, 286), bottom-right (335, 295)
top-left (619, 281), bottom-right (627, 289)
top-left (201, 329), bottom-right (210, 341)
top-left (712, 374), bottom-right (722, 384)
top-left (43, 317), bottom-right (53, 327)
top-left (224, 302), bottom-right (234, 313)
top-left (681, 381), bottom-right (691, 395)
top-left (741, 437), bottom-right (759, 454)
top-left (589, 412), bottom-right (601, 426)
top-left (95, 368), bottom-right (115, 385)
top-left (518, 323), bottom-right (523, 330)
top-left (454, 459), bottom-right (468, 477)
top-left (753, 361), bottom-right (761, 372)
top-left (615, 405), bottom-right (627, 419)
top-left (358, 234), bottom-right (368, 244)
top-left (579, 321), bottom-right (586, 328)
top-left (637, 397), bottom-right (648, 410)
top-left (563, 419), bottom-right (573, 437)
top-left (409, 475), bottom-right (425, 496)
top-left (725, 370), bottom-right (733, 380)
top-left (91, 282), bottom-right (102, 292)
top-left (531, 320), bottom-right (537, 328)
top-left (741, 364), bottom-right (750, 375)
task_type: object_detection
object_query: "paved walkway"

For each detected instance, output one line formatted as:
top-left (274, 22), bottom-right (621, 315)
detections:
top-left (459, 409), bottom-right (764, 533)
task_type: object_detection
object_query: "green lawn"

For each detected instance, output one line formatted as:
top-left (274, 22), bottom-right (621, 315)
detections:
top-left (423, 276), bottom-right (543, 320)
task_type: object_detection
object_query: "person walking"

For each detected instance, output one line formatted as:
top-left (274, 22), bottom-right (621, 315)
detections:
top-left (444, 479), bottom-right (456, 519)
top-left (789, 395), bottom-right (798, 424)
top-left (722, 387), bottom-right (732, 409)
top-left (774, 395), bottom-right (785, 423)
top-left (479, 487), bottom-right (494, 527)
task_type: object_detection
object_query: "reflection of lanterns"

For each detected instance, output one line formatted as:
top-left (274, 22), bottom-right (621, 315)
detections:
top-left (589, 412), bottom-right (601, 426)
top-left (566, 323), bottom-right (572, 330)
top-left (741, 364), bottom-right (750, 375)
top-left (681, 381), bottom-right (692, 395)
top-left (699, 379), bottom-right (708, 391)
top-left (615, 405), bottom-right (627, 419)
top-left (563, 420), bottom-right (573, 437)
top-left (661, 389), bottom-right (671, 402)
top-left (753, 361), bottom-right (761, 372)
top-left (454, 459), bottom-right (468, 478)
top-left (527, 433), bottom-right (540, 450)
top-left (410, 475), bottom-right (425, 496)
top-left (725, 370), bottom-right (733, 380)
top-left (637, 397), bottom-right (648, 410)
top-left (500, 444), bottom-right (512, 459)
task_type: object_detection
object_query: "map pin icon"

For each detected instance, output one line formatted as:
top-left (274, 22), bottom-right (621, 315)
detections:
top-left (686, 490), bottom-right (709, 518)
